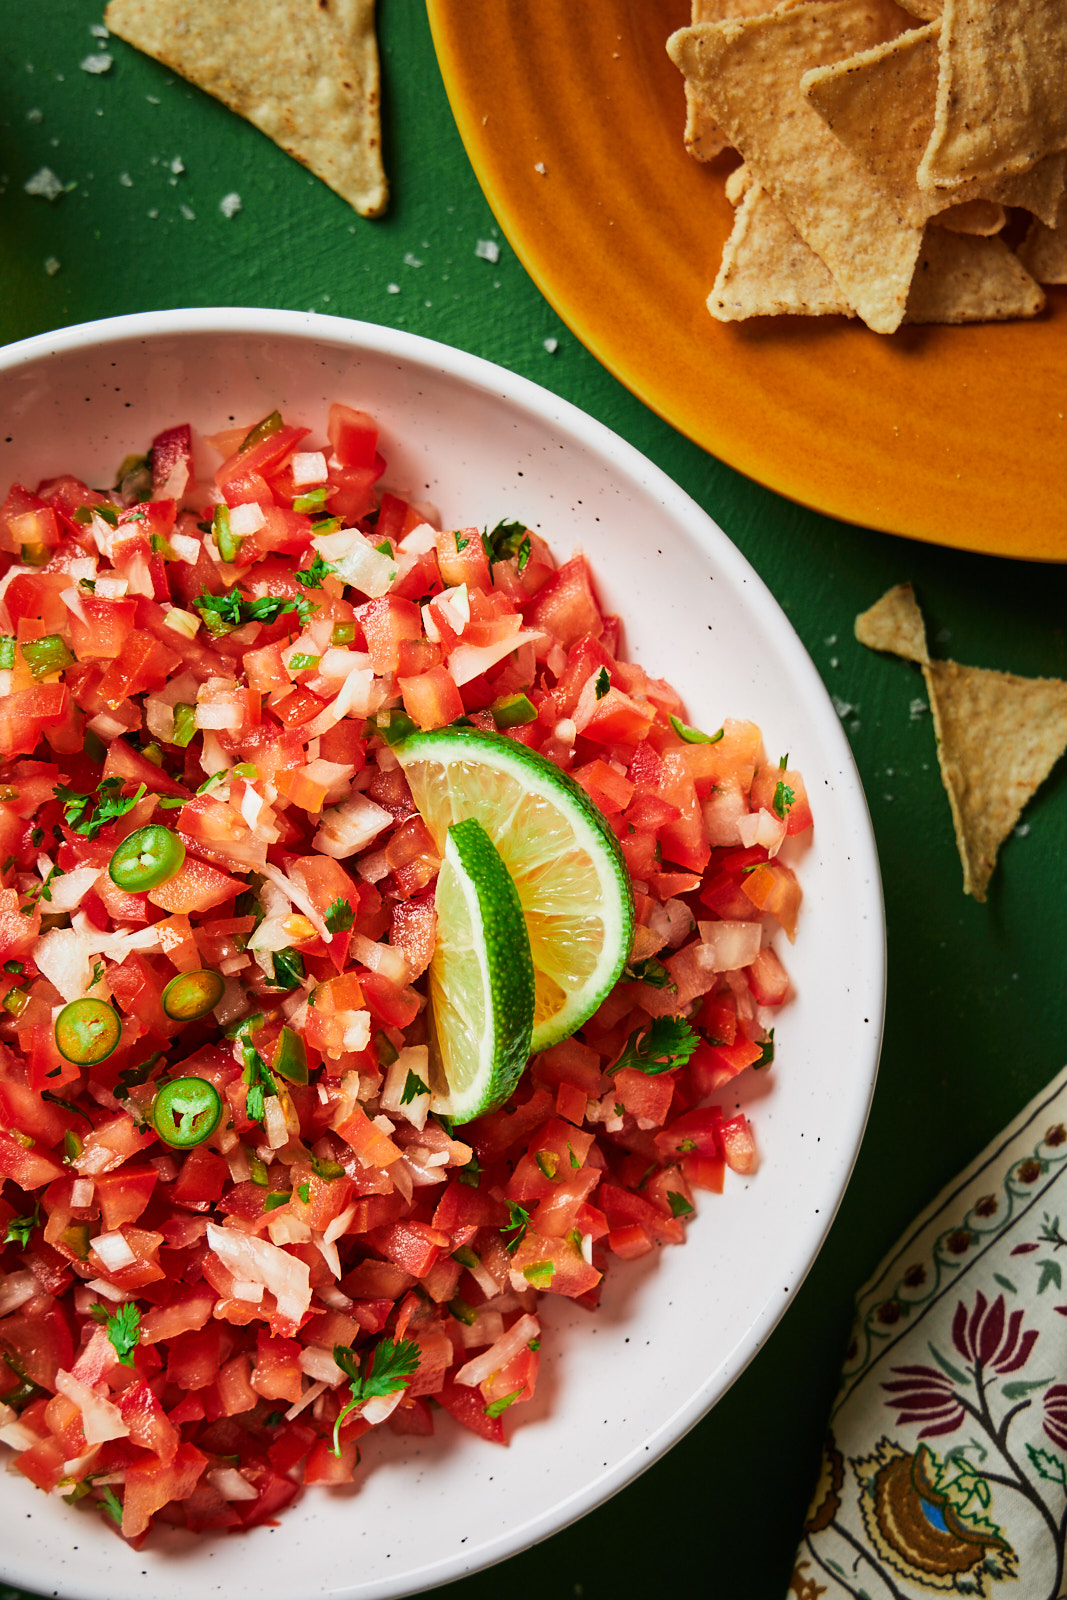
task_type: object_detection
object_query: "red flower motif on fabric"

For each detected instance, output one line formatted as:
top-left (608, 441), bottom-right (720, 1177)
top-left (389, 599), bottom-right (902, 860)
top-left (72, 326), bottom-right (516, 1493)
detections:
top-left (881, 1365), bottom-right (965, 1439)
top-left (1043, 1383), bottom-right (1067, 1452)
top-left (951, 1290), bottom-right (1037, 1374)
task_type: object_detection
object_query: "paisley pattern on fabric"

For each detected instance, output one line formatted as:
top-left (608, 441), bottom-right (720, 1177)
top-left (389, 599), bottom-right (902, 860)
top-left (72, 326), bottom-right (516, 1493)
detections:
top-left (789, 1064), bottom-right (1067, 1600)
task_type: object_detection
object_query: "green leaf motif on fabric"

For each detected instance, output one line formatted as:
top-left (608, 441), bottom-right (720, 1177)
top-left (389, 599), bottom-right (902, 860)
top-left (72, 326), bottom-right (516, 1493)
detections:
top-left (1001, 1376), bottom-right (1053, 1400)
top-left (1036, 1258), bottom-right (1063, 1294)
top-left (1026, 1443), bottom-right (1067, 1486)
top-left (992, 1272), bottom-right (1017, 1293)
top-left (927, 1341), bottom-right (971, 1387)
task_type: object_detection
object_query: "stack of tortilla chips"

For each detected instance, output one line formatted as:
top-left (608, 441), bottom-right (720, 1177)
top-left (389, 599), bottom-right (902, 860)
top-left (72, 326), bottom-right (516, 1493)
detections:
top-left (667, 0), bottom-right (1067, 332)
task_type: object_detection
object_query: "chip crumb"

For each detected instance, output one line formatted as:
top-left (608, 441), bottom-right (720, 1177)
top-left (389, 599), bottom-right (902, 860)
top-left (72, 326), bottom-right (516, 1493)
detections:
top-left (386, 282), bottom-right (399, 294)
top-left (543, 337), bottom-right (559, 353)
top-left (26, 107), bottom-right (42, 124)
top-left (1015, 822), bottom-right (1031, 837)
top-left (170, 155), bottom-right (185, 175)
top-left (180, 203), bottom-right (195, 220)
top-left (831, 695), bottom-right (855, 719)
top-left (219, 191), bottom-right (241, 217)
top-left (910, 697), bottom-right (928, 720)
top-left (475, 238), bottom-right (500, 263)
top-left (80, 51), bottom-right (113, 73)
top-left (403, 251), bottom-right (423, 267)
top-left (119, 171), bottom-right (133, 187)
top-left (535, 161), bottom-right (547, 174)
top-left (23, 166), bottom-right (64, 202)
top-left (43, 256), bottom-right (60, 276)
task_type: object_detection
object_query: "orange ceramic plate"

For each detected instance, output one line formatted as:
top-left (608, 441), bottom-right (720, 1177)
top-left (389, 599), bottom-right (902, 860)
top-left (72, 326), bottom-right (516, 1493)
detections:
top-left (427, 0), bottom-right (1067, 560)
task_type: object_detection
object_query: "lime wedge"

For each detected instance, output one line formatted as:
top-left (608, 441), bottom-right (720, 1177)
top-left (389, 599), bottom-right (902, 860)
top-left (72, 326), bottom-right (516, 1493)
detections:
top-left (396, 728), bottom-right (635, 1051)
top-left (428, 816), bottom-right (535, 1122)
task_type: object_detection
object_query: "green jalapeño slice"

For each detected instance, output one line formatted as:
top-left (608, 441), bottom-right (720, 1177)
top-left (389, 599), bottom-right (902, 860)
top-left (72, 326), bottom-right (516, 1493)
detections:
top-left (161, 968), bottom-right (225, 1022)
top-left (152, 1077), bottom-right (223, 1148)
top-left (55, 997), bottom-right (122, 1065)
top-left (108, 825), bottom-right (185, 892)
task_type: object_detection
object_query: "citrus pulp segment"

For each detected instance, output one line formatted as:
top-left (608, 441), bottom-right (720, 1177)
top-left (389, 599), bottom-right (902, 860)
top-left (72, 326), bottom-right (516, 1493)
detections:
top-left (396, 728), bottom-right (635, 1050)
top-left (428, 816), bottom-right (536, 1123)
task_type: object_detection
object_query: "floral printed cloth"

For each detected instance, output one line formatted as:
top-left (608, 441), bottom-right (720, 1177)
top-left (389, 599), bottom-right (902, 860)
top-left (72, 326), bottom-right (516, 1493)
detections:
top-left (791, 1063), bottom-right (1067, 1600)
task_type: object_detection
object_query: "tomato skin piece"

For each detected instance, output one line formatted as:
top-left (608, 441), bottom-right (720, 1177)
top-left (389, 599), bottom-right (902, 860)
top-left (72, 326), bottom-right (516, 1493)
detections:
top-left (96, 1165), bottom-right (159, 1231)
top-left (327, 403), bottom-right (380, 469)
top-left (436, 1376), bottom-right (506, 1444)
top-left (0, 1129), bottom-right (66, 1189)
top-left (524, 554), bottom-right (604, 649)
top-left (123, 1441), bottom-right (208, 1541)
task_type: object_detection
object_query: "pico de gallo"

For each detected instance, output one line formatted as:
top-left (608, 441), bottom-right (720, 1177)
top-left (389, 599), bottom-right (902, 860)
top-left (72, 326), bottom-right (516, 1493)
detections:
top-left (0, 403), bottom-right (811, 1543)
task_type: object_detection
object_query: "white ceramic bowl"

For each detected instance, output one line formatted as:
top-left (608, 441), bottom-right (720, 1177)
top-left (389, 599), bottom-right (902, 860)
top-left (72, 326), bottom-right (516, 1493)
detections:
top-left (0, 310), bottom-right (884, 1600)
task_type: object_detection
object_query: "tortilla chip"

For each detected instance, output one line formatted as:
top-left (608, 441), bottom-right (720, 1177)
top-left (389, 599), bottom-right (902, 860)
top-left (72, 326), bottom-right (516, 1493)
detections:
top-left (710, 180), bottom-right (854, 318)
top-left (925, 659), bottom-right (1067, 900)
top-left (724, 162), bottom-right (755, 205)
top-left (857, 585), bottom-right (1067, 899)
top-left (104, 0), bottom-right (387, 218)
top-left (918, 0), bottom-right (1067, 191)
top-left (685, 0), bottom-right (792, 160)
top-left (905, 230), bottom-right (1044, 324)
top-left (931, 199), bottom-right (1005, 236)
top-left (854, 583), bottom-right (928, 664)
top-left (1018, 193), bottom-right (1067, 285)
top-left (804, 30), bottom-right (1067, 230)
top-left (668, 3), bottom-right (924, 334)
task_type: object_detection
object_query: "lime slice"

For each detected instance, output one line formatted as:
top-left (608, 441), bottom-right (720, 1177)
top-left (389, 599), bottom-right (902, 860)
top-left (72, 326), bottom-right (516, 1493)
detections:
top-left (428, 816), bottom-right (535, 1123)
top-left (396, 728), bottom-right (635, 1050)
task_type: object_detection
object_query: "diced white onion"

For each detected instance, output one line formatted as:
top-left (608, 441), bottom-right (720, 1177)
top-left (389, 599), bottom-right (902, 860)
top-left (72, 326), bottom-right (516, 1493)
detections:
top-left (697, 919), bottom-right (763, 972)
top-left (398, 521), bottom-right (438, 554)
top-left (95, 575), bottom-right (129, 599)
top-left (298, 1345), bottom-right (344, 1384)
top-left (436, 584), bottom-right (470, 635)
top-left (232, 1278), bottom-right (264, 1304)
top-left (447, 628), bottom-right (544, 687)
top-left (290, 451), bottom-right (328, 486)
top-left (0, 1420), bottom-right (43, 1451)
top-left (207, 1467), bottom-right (260, 1502)
top-left (54, 1371), bottom-right (129, 1445)
top-left (263, 1095), bottom-right (290, 1150)
top-left (380, 1045), bottom-right (431, 1130)
top-left (357, 848), bottom-right (391, 884)
top-left (349, 933), bottom-right (412, 988)
top-left (169, 532), bottom-right (201, 565)
top-left (227, 501), bottom-right (266, 536)
top-left (455, 1313), bottom-right (540, 1388)
top-left (362, 1389), bottom-right (405, 1426)
top-left (162, 606), bottom-right (201, 640)
top-left (258, 860), bottom-right (330, 941)
top-left (340, 1010), bottom-right (372, 1052)
top-left (649, 897), bottom-right (694, 949)
top-left (60, 586), bottom-right (90, 625)
top-left (313, 527), bottom-right (397, 598)
top-left (70, 1179), bottom-right (95, 1208)
top-left (45, 866), bottom-right (102, 913)
top-left (206, 1222), bottom-right (312, 1327)
top-left (92, 1231), bottom-right (137, 1271)
top-left (0, 1271), bottom-right (38, 1317)
top-left (195, 699), bottom-right (244, 731)
top-left (284, 1379), bottom-right (326, 1422)
top-left (85, 1278), bottom-right (134, 1302)
top-left (313, 793), bottom-right (392, 859)
top-left (736, 807), bottom-right (788, 857)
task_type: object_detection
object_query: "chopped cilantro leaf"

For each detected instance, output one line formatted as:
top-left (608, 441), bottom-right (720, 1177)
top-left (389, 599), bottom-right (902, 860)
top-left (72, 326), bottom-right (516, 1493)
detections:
top-left (331, 1337), bottom-right (420, 1455)
top-left (667, 1191), bottom-right (694, 1218)
top-left (193, 589), bottom-right (317, 636)
top-left (288, 653), bottom-right (320, 672)
top-left (98, 1485), bottom-right (124, 1526)
top-left (92, 1301), bottom-right (141, 1366)
top-left (54, 776), bottom-right (146, 841)
top-left (455, 532), bottom-right (469, 552)
top-left (772, 780), bottom-right (795, 820)
top-left (295, 552), bottom-right (337, 589)
top-left (4, 1201), bottom-right (40, 1248)
top-left (501, 1201), bottom-right (531, 1255)
top-left (325, 896), bottom-right (355, 933)
top-left (482, 518), bottom-right (528, 562)
top-left (611, 1015), bottom-right (700, 1077)
top-left (754, 1029), bottom-right (775, 1069)
top-left (594, 667), bottom-right (610, 699)
top-left (400, 1069), bottom-right (430, 1104)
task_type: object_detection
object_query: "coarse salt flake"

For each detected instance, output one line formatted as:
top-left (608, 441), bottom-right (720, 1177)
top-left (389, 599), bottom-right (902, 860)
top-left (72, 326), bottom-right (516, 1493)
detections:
top-left (543, 337), bottom-right (558, 353)
top-left (44, 256), bottom-right (60, 276)
top-left (24, 167), bottom-right (64, 202)
top-left (291, 451), bottom-right (327, 486)
top-left (219, 191), bottom-right (242, 218)
top-left (79, 52), bottom-right (112, 74)
top-left (475, 238), bottom-right (500, 263)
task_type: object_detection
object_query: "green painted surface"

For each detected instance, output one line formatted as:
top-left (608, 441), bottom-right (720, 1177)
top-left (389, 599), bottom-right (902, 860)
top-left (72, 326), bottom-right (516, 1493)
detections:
top-left (1, 4), bottom-right (1066, 1597)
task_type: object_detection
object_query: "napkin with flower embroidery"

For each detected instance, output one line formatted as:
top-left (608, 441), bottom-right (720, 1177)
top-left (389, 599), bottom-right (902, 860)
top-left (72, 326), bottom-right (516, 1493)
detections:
top-left (790, 1064), bottom-right (1067, 1600)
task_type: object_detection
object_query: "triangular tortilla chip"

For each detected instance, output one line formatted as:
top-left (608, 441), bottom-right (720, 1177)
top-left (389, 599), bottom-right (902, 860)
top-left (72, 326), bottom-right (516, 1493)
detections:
top-left (918, 0), bottom-right (1067, 190)
top-left (925, 660), bottom-right (1067, 900)
top-left (905, 230), bottom-right (1044, 324)
top-left (854, 583), bottom-right (929, 663)
top-left (667, 3), bottom-right (924, 334)
top-left (710, 179), bottom-right (855, 318)
top-left (685, 0), bottom-right (798, 160)
top-left (803, 27), bottom-right (1067, 228)
top-left (1018, 193), bottom-right (1067, 285)
top-left (104, 0), bottom-right (387, 218)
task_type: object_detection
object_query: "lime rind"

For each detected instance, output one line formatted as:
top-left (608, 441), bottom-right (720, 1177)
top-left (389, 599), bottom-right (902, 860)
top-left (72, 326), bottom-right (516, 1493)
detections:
top-left (397, 728), bottom-right (635, 1051)
top-left (428, 816), bottom-right (535, 1123)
